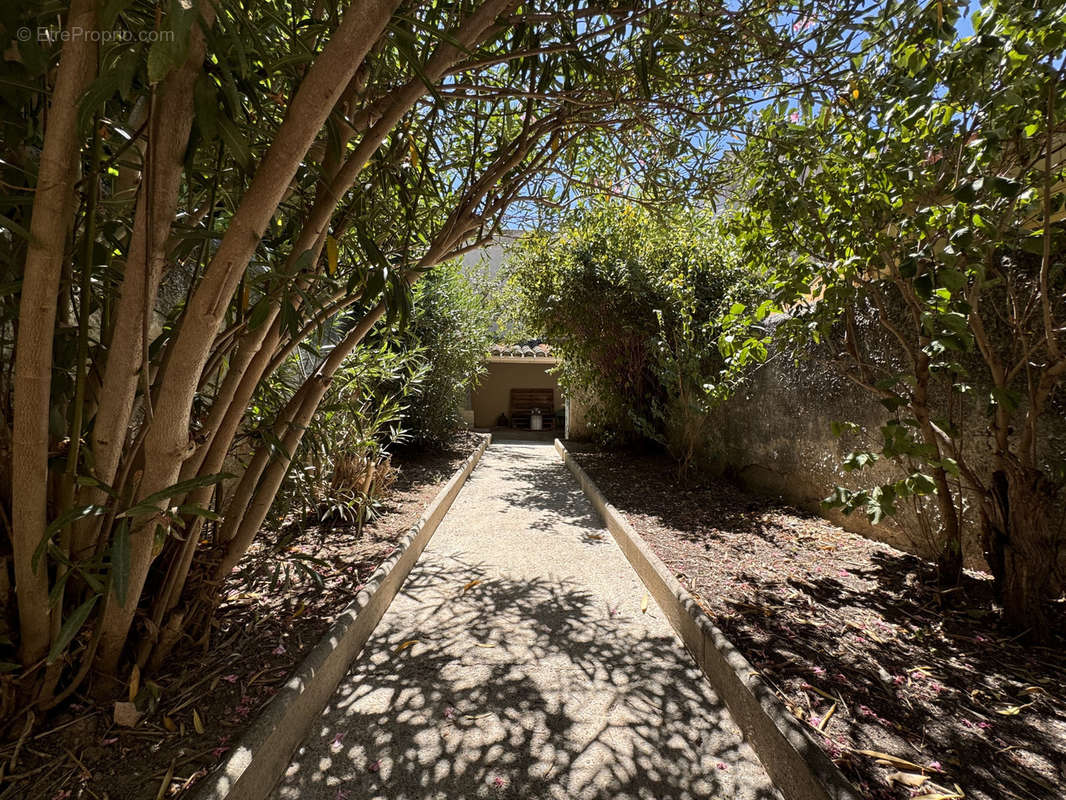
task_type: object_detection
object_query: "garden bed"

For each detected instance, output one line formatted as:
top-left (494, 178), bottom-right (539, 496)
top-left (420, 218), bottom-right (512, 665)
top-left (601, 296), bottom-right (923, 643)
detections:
top-left (0, 433), bottom-right (482, 800)
top-left (570, 446), bottom-right (1066, 800)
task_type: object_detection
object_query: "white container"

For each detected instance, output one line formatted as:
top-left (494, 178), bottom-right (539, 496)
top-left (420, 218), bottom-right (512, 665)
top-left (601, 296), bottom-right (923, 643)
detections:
top-left (530, 408), bottom-right (543, 431)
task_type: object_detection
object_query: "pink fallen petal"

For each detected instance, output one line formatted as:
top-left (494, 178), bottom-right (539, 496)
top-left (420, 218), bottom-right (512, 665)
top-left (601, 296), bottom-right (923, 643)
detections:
top-left (367, 759), bottom-right (381, 773)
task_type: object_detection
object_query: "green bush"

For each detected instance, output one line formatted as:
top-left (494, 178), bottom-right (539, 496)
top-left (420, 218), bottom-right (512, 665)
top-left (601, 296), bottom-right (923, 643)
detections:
top-left (402, 260), bottom-right (494, 445)
top-left (510, 200), bottom-right (764, 470)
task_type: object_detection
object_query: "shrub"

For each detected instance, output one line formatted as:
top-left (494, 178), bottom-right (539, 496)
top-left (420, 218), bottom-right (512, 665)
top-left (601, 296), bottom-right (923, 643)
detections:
top-left (510, 200), bottom-right (764, 470)
top-left (402, 260), bottom-right (494, 445)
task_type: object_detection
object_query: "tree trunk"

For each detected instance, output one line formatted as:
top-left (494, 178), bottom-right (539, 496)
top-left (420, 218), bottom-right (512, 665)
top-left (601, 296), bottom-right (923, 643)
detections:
top-left (999, 464), bottom-right (1060, 643)
top-left (78, 1), bottom-right (216, 560)
top-left (11, 0), bottom-right (99, 666)
top-left (92, 0), bottom-right (401, 684)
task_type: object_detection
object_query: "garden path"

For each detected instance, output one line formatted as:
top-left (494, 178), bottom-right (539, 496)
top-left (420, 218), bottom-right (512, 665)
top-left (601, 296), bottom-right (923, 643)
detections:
top-left (271, 440), bottom-right (779, 800)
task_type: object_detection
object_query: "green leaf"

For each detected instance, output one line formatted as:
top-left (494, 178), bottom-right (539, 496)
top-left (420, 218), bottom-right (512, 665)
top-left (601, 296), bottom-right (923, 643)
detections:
top-left (111, 522), bottom-right (131, 606)
top-left (118, 472), bottom-right (233, 518)
top-left (47, 595), bottom-right (100, 665)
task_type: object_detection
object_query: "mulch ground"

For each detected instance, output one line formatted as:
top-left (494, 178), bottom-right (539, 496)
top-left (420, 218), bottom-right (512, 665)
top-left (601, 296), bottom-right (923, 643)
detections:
top-left (571, 446), bottom-right (1066, 800)
top-left (0, 433), bottom-right (481, 800)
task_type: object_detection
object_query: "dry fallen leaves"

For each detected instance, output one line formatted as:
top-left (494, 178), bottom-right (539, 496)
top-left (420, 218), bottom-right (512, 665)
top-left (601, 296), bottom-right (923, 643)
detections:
top-left (888, 771), bottom-right (929, 788)
top-left (394, 639), bottom-right (420, 654)
top-left (854, 749), bottom-right (925, 772)
top-left (640, 594), bottom-right (649, 614)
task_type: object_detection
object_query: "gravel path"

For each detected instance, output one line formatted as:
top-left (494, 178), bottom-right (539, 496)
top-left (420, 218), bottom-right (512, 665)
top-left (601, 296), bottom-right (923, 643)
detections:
top-left (272, 440), bottom-right (780, 800)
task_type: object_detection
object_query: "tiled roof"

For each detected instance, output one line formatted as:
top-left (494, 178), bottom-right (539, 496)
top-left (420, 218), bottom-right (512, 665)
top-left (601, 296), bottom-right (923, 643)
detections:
top-left (489, 340), bottom-right (553, 358)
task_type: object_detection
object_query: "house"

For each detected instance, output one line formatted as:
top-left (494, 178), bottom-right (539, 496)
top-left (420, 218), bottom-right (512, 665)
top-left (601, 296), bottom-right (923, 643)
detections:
top-left (469, 341), bottom-right (563, 431)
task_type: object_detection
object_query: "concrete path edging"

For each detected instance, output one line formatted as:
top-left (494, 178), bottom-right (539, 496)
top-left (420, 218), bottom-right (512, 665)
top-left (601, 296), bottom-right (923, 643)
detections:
top-left (555, 439), bottom-right (861, 800)
top-left (191, 434), bottom-right (490, 800)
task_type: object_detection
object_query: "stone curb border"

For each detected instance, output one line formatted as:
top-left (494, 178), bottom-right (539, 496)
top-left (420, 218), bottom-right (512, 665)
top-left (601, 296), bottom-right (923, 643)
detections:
top-left (192, 434), bottom-right (491, 800)
top-left (555, 439), bottom-right (860, 800)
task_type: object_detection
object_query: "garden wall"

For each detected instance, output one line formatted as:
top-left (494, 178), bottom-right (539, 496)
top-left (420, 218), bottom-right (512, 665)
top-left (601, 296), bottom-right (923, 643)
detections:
top-left (703, 342), bottom-right (990, 568)
top-left (703, 323), bottom-right (1066, 572)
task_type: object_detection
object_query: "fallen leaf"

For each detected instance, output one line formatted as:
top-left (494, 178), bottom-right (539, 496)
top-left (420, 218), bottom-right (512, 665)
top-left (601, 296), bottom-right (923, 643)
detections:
top-left (474, 642), bottom-right (496, 648)
top-left (163, 716), bottom-right (177, 733)
top-left (854, 750), bottom-right (924, 772)
top-left (640, 594), bottom-right (649, 614)
top-left (993, 703), bottom-right (1032, 715)
top-left (193, 709), bottom-right (205, 735)
top-left (888, 771), bottom-right (929, 788)
top-left (817, 702), bottom-right (837, 731)
top-left (114, 701), bottom-right (142, 728)
top-left (394, 639), bottom-right (420, 654)
top-left (128, 664), bottom-right (140, 703)
top-left (461, 579), bottom-right (481, 594)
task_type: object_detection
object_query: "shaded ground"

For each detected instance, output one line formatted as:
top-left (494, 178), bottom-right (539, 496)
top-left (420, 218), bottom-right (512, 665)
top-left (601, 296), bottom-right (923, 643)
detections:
top-left (571, 446), bottom-right (1066, 800)
top-left (0, 433), bottom-right (481, 800)
top-left (274, 441), bottom-right (779, 800)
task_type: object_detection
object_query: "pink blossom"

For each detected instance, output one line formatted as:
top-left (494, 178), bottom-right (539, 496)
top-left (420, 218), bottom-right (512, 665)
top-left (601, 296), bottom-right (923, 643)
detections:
top-left (222, 674), bottom-right (239, 683)
top-left (272, 644), bottom-right (286, 655)
top-left (367, 759), bottom-right (381, 773)
top-left (790, 111), bottom-right (800, 123)
top-left (492, 776), bottom-right (506, 789)
top-left (716, 762), bottom-right (728, 770)
top-left (331, 732), bottom-right (346, 753)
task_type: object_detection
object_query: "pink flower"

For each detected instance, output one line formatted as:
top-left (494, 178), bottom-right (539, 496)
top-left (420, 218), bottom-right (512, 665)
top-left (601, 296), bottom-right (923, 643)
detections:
top-left (211, 746), bottom-right (230, 758)
top-left (491, 776), bottom-right (506, 789)
top-left (790, 111), bottom-right (800, 123)
top-left (330, 732), bottom-right (346, 753)
top-left (367, 759), bottom-right (381, 773)
top-left (272, 644), bottom-right (286, 655)
top-left (927, 760), bottom-right (942, 771)
top-left (222, 674), bottom-right (239, 683)
top-left (716, 762), bottom-right (728, 770)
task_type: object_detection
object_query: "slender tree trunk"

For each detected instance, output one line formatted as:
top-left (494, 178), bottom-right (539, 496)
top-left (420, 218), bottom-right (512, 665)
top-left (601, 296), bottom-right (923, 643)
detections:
top-left (78, 2), bottom-right (217, 561)
top-left (11, 0), bottom-right (99, 666)
top-left (999, 462), bottom-right (1059, 643)
top-left (92, 0), bottom-right (401, 683)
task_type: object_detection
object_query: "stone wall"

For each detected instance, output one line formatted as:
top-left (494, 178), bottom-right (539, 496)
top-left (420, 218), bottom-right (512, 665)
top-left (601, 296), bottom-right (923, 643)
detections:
top-left (704, 336), bottom-right (1066, 572)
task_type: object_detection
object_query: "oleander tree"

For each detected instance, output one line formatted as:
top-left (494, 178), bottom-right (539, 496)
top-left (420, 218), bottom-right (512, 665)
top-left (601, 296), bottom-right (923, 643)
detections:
top-left (732, 0), bottom-right (1066, 639)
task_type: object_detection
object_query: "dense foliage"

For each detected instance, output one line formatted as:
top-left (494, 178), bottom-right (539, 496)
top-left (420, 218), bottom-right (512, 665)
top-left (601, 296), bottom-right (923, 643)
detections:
top-left (402, 262), bottom-right (494, 445)
top-left (732, 0), bottom-right (1066, 637)
top-left (511, 201), bottom-right (765, 471)
top-left (0, 0), bottom-right (852, 716)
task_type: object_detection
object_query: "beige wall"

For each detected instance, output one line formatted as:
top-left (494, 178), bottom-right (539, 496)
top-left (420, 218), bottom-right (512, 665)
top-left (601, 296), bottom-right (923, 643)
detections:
top-left (472, 361), bottom-right (560, 427)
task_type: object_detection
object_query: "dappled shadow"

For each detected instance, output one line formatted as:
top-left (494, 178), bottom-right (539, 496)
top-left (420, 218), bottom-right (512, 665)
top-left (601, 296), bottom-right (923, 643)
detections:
top-left (571, 448), bottom-right (1066, 800)
top-left (570, 449), bottom-right (803, 552)
top-left (490, 445), bottom-right (604, 535)
top-left (274, 530), bottom-right (779, 798)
